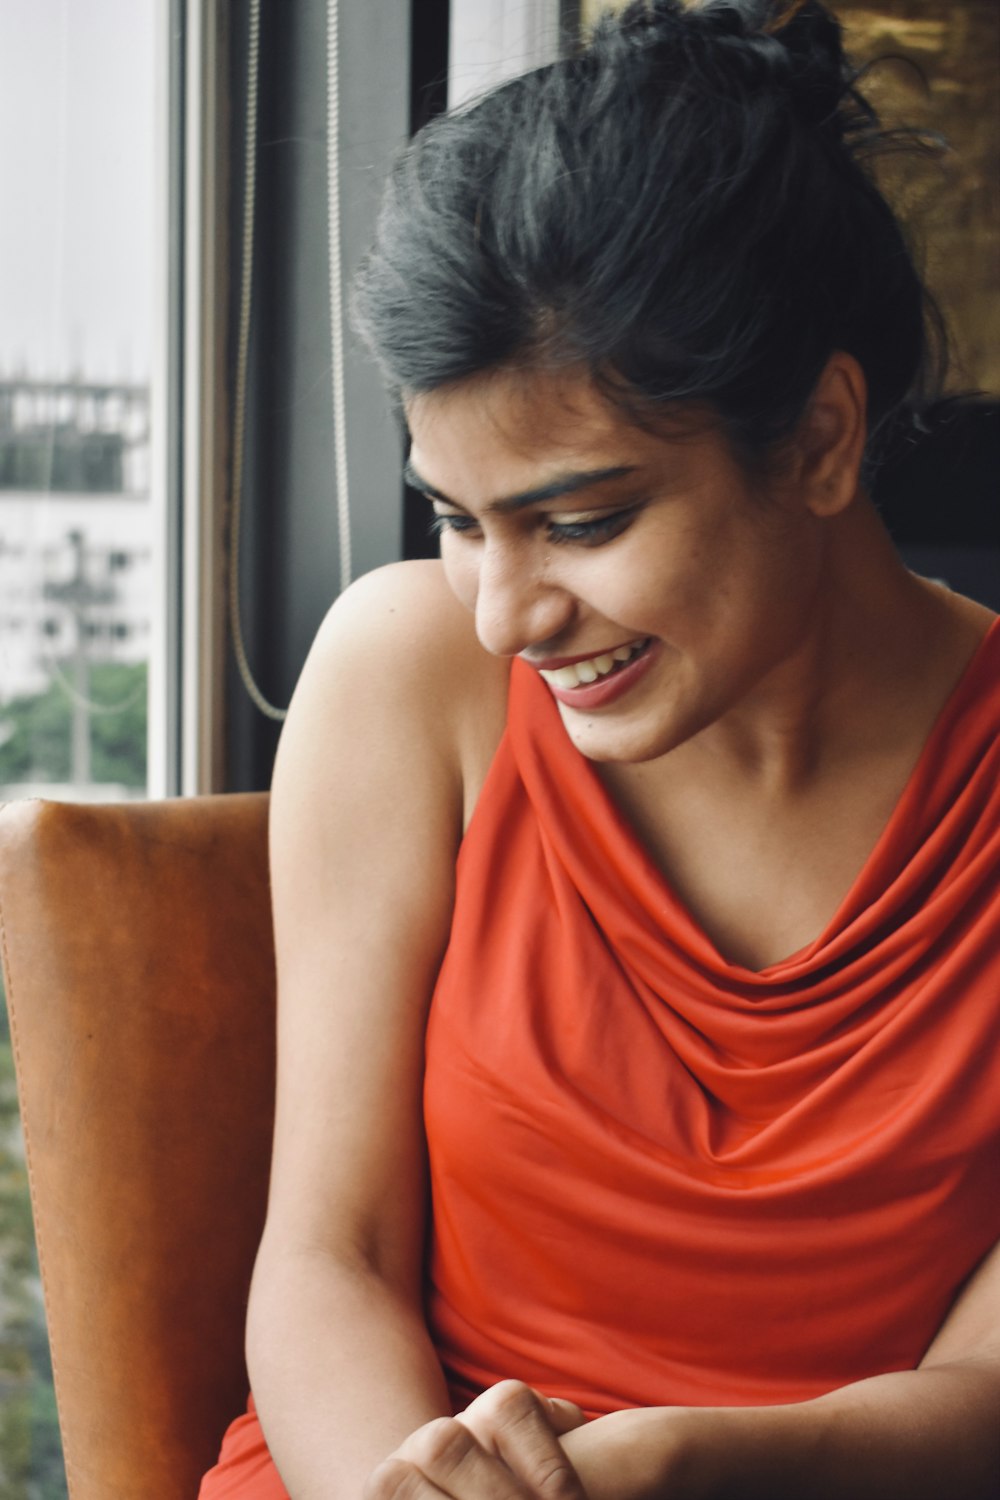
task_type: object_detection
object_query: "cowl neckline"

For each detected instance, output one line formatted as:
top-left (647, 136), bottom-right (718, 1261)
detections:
top-left (427, 612), bottom-right (1000, 1410)
top-left (504, 615), bottom-right (1000, 992)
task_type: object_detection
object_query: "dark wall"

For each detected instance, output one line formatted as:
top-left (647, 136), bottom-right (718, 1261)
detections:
top-left (224, 0), bottom-right (414, 790)
top-left (875, 400), bottom-right (1000, 611)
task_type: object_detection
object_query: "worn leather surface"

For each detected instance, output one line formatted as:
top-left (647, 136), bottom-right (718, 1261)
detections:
top-left (0, 794), bottom-right (275, 1500)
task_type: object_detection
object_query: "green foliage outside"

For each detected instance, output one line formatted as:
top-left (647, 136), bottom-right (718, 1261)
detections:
top-left (0, 988), bottom-right (67, 1499)
top-left (0, 662), bottom-right (147, 790)
top-left (0, 660), bottom-right (145, 1492)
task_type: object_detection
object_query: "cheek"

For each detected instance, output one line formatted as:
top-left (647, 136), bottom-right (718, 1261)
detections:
top-left (613, 529), bottom-right (791, 647)
top-left (605, 515), bottom-right (725, 620)
top-left (605, 548), bottom-right (713, 633)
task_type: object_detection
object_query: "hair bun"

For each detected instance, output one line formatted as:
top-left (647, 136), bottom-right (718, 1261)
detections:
top-left (758, 0), bottom-right (854, 124)
top-left (637, 0), bottom-right (857, 134)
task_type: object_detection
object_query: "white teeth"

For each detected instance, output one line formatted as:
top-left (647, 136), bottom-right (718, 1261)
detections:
top-left (538, 638), bottom-right (648, 690)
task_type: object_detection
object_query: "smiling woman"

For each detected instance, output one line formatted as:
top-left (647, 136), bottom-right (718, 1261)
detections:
top-left (199, 4), bottom-right (1000, 1499)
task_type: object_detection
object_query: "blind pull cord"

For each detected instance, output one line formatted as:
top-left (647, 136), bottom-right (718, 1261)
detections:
top-left (229, 0), bottom-right (351, 723)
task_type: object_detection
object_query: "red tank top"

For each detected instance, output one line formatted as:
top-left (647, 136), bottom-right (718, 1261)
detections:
top-left (424, 622), bottom-right (1000, 1414)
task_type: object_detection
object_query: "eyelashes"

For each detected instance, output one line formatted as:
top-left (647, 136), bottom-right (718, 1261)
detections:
top-left (427, 513), bottom-right (474, 537)
top-left (428, 506), bottom-right (640, 548)
top-left (545, 511), bottom-right (637, 545)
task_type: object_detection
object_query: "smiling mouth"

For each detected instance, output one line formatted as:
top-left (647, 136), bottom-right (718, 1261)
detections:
top-left (537, 638), bottom-right (651, 690)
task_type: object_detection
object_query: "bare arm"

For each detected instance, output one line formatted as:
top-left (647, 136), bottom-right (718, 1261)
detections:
top-left (559, 1237), bottom-right (1000, 1500)
top-left (245, 562), bottom-right (502, 1500)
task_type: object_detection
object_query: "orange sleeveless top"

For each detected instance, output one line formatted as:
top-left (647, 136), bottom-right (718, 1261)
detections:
top-left (424, 622), bottom-right (1000, 1415)
top-left (200, 620), bottom-right (1000, 1496)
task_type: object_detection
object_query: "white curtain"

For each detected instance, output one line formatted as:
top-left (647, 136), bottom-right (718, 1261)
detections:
top-left (449, 0), bottom-right (562, 108)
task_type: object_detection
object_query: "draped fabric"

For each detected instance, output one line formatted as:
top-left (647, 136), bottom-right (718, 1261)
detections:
top-left (424, 620), bottom-right (1000, 1416)
top-left (199, 1395), bottom-right (289, 1499)
top-left (200, 618), bottom-right (1000, 1494)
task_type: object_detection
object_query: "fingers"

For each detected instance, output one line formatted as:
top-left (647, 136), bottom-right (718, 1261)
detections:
top-left (365, 1413), bottom-right (527, 1500)
top-left (364, 1383), bottom-right (589, 1500)
top-left (537, 1396), bottom-right (589, 1438)
top-left (457, 1381), bottom-right (587, 1500)
top-left (459, 1380), bottom-right (586, 1440)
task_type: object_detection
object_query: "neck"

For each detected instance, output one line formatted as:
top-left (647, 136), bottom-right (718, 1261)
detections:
top-left (685, 497), bottom-right (982, 795)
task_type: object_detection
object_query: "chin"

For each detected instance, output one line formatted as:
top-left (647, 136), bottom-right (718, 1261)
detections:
top-left (558, 708), bottom-right (693, 766)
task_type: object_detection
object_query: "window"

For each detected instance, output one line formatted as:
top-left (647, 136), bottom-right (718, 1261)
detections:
top-left (0, 3), bottom-right (160, 1491)
top-left (0, 5), bottom-right (158, 807)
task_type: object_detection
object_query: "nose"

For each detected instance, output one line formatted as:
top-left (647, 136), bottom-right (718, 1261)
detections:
top-left (473, 539), bottom-right (575, 658)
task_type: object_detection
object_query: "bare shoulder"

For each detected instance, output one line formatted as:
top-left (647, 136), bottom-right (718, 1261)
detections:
top-left (261, 561), bottom-right (509, 1265)
top-left (279, 559), bottom-right (509, 826)
top-left (310, 558), bottom-right (491, 680)
top-left (917, 580), bottom-right (997, 705)
top-left (940, 586), bottom-right (996, 641)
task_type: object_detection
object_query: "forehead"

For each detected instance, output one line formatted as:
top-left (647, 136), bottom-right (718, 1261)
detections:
top-left (406, 368), bottom-right (644, 494)
top-left (405, 367), bottom-right (742, 513)
top-left (409, 364), bottom-right (614, 445)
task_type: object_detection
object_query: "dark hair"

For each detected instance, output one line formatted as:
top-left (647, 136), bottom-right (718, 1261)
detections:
top-left (352, 0), bottom-right (946, 467)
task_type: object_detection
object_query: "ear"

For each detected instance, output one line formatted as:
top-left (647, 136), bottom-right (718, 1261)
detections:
top-left (796, 351), bottom-right (868, 518)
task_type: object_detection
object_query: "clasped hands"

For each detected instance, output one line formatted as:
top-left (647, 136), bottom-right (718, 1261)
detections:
top-left (364, 1380), bottom-right (680, 1500)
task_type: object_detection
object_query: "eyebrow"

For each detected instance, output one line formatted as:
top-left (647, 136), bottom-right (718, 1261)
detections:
top-left (403, 459), bottom-right (639, 514)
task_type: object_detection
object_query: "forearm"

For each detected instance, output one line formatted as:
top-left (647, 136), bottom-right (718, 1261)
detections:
top-left (246, 1242), bottom-right (452, 1500)
top-left (573, 1361), bottom-right (1000, 1500)
top-left (696, 1360), bottom-right (999, 1499)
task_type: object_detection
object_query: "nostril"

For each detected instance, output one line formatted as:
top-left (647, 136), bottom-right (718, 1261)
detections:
top-left (476, 602), bottom-right (577, 664)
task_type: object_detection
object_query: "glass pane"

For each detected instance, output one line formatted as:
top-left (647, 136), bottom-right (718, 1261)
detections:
top-left (0, 1), bottom-right (155, 805)
top-left (0, 4), bottom-right (158, 1494)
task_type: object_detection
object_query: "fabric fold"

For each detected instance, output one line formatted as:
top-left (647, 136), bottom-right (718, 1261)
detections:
top-left (424, 621), bottom-right (1000, 1413)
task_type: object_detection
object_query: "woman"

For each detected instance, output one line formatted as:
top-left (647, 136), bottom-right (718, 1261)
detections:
top-left (200, 2), bottom-right (1000, 1496)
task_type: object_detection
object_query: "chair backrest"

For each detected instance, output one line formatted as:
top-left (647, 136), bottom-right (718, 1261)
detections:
top-left (0, 794), bottom-right (275, 1500)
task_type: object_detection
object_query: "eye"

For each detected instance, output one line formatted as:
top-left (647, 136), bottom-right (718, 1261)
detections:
top-left (429, 504), bottom-right (640, 546)
top-left (546, 507), bottom-right (640, 546)
top-left (428, 511), bottom-right (480, 538)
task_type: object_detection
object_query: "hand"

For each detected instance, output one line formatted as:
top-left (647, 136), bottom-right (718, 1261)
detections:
top-left (364, 1380), bottom-right (589, 1500)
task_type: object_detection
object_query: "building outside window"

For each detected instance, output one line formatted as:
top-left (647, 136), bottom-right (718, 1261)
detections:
top-left (0, 380), bottom-right (152, 795)
top-left (0, 4), bottom-right (156, 1492)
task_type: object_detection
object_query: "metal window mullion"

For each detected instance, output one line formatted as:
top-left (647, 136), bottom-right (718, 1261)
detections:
top-left (147, 0), bottom-right (182, 799)
top-left (181, 0), bottom-right (229, 794)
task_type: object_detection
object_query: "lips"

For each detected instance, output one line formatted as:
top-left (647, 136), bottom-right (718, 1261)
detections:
top-left (532, 637), bottom-right (659, 711)
top-left (530, 636), bottom-right (649, 679)
top-left (537, 637), bottom-right (649, 689)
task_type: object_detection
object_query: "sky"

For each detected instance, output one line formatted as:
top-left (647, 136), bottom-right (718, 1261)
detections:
top-left (0, 0), bottom-right (155, 382)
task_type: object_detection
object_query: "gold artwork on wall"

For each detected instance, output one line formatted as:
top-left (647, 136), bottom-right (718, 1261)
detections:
top-left (576, 2), bottom-right (999, 395)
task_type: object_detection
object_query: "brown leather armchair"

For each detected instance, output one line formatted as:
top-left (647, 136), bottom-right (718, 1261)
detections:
top-left (0, 794), bottom-right (276, 1500)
